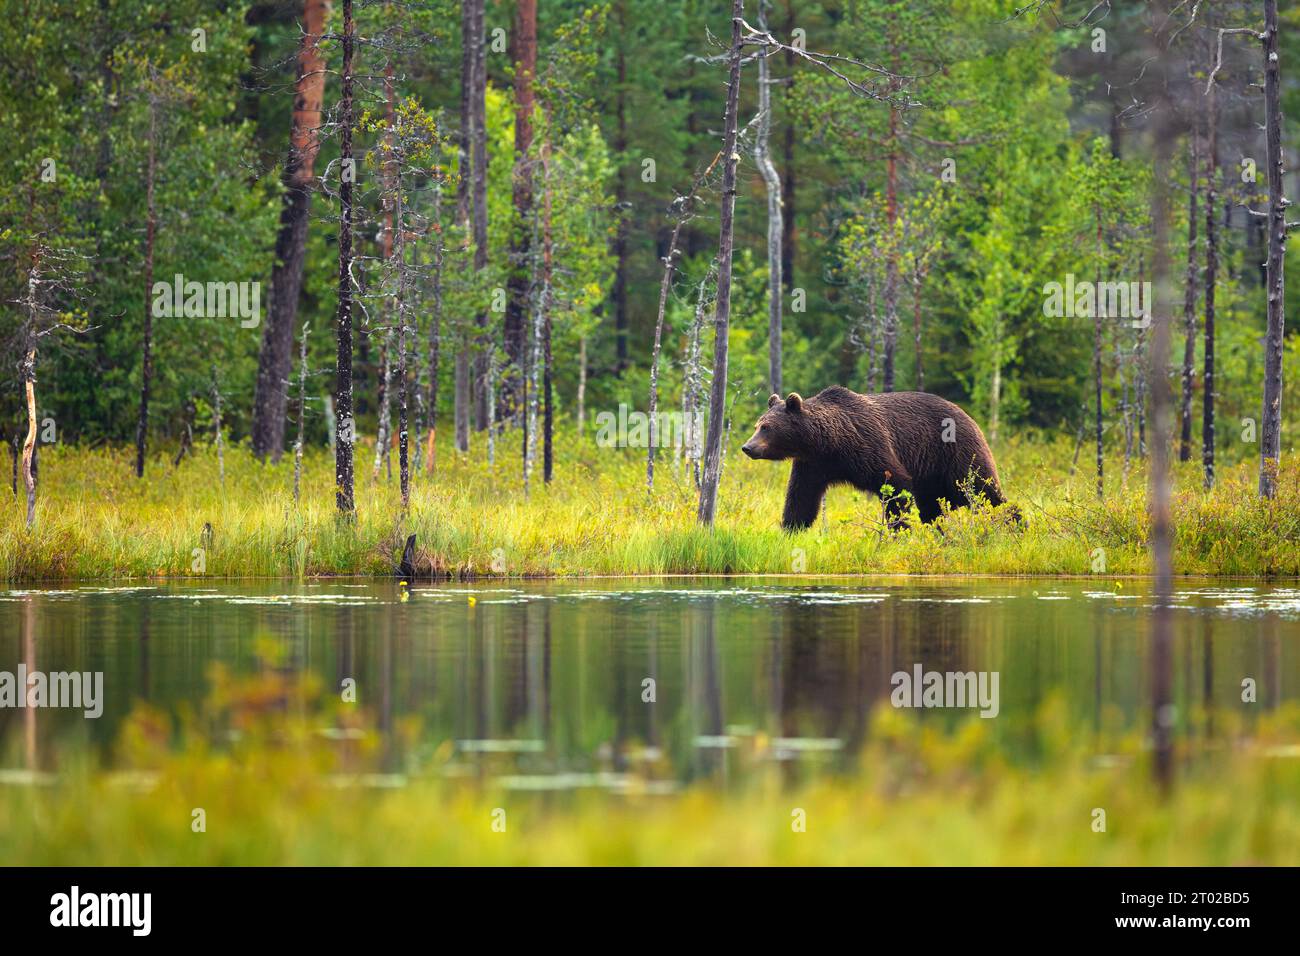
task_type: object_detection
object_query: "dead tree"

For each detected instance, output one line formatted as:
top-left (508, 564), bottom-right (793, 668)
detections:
top-left (1202, 81), bottom-right (1219, 489)
top-left (294, 322), bottom-right (310, 503)
top-left (696, 0), bottom-right (744, 528)
top-left (755, 0), bottom-right (783, 395)
top-left (211, 365), bottom-right (224, 485)
top-left (649, 150), bottom-right (721, 498)
top-left (1258, 0), bottom-right (1286, 499)
top-left (134, 73), bottom-right (159, 479)
top-left (334, 0), bottom-right (357, 517)
top-left (1178, 128), bottom-right (1198, 462)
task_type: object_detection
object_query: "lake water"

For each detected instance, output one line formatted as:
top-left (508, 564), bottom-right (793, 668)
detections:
top-left (2, 578), bottom-right (1298, 784)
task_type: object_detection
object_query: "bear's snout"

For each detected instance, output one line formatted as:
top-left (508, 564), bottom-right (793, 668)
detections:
top-left (741, 441), bottom-right (760, 459)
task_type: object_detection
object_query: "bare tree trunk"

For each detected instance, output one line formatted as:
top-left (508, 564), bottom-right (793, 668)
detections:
top-left (611, 0), bottom-right (629, 372)
top-left (1259, 0), bottom-right (1286, 499)
top-left (211, 365), bottom-right (224, 485)
top-left (697, 0), bottom-right (743, 528)
top-left (1093, 204), bottom-right (1104, 500)
top-left (781, 0), bottom-right (796, 292)
top-left (1136, 323), bottom-right (1147, 457)
top-left (1203, 82), bottom-right (1218, 490)
top-left (524, 223), bottom-right (543, 495)
top-left (294, 322), bottom-right (309, 503)
top-left (756, 0), bottom-right (783, 395)
top-left (135, 86), bottom-right (158, 479)
top-left (504, 0), bottom-right (537, 420)
top-left (470, 0), bottom-right (489, 431)
top-left (541, 139), bottom-right (554, 484)
top-left (1178, 129), bottom-right (1198, 462)
top-left (455, 346), bottom-right (470, 452)
top-left (911, 261), bottom-right (926, 391)
top-left (454, 0), bottom-right (474, 450)
top-left (21, 348), bottom-right (36, 528)
top-left (486, 353), bottom-right (497, 466)
top-left (427, 182), bottom-right (444, 472)
top-left (374, 59), bottom-right (398, 484)
top-left (684, 265), bottom-right (715, 491)
top-left (576, 335), bottom-right (587, 437)
top-left (334, 0), bottom-right (356, 517)
top-left (252, 0), bottom-right (329, 462)
top-left (373, 332), bottom-right (392, 481)
top-left (881, 34), bottom-right (901, 394)
top-left (396, 175), bottom-right (410, 510)
top-left (649, 216), bottom-right (685, 498)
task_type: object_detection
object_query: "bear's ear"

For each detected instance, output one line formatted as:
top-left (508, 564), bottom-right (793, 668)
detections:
top-left (768, 393), bottom-right (781, 409)
top-left (785, 392), bottom-right (803, 413)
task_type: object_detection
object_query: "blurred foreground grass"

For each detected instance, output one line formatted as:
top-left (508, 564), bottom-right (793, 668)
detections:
top-left (0, 427), bottom-right (1297, 581)
top-left (2, 661), bottom-right (1297, 865)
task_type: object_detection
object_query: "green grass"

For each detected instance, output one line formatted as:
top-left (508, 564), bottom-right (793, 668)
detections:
top-left (3, 663), bottom-right (1297, 865)
top-left (1, 427), bottom-right (1297, 581)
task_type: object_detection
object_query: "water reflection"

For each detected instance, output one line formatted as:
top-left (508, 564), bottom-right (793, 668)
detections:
top-left (1, 579), bottom-right (1297, 786)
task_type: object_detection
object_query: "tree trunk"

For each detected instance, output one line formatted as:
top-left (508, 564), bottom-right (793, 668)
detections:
top-left (612, 0), bottom-right (629, 372)
top-left (881, 34), bottom-right (901, 393)
top-left (470, 0), bottom-right (490, 431)
top-left (456, 0), bottom-right (473, 226)
top-left (454, 0), bottom-right (474, 449)
top-left (541, 140), bottom-right (554, 484)
top-left (21, 348), bottom-right (36, 528)
top-left (455, 346), bottom-right (470, 452)
top-left (780, 0), bottom-right (796, 293)
top-left (648, 217), bottom-right (684, 498)
top-left (373, 332), bottom-right (392, 481)
top-left (1093, 204), bottom-right (1104, 500)
top-left (396, 170), bottom-right (410, 510)
top-left (211, 365), bottom-right (224, 485)
top-left (684, 265), bottom-right (714, 491)
top-left (882, 117), bottom-right (899, 393)
top-left (334, 0), bottom-right (356, 517)
top-left (428, 182), bottom-right (444, 472)
top-left (251, 0), bottom-right (329, 462)
top-left (373, 59), bottom-right (398, 484)
top-left (576, 335), bottom-right (587, 437)
top-left (134, 87), bottom-right (157, 479)
top-left (294, 322), bottom-right (309, 503)
top-left (1178, 129), bottom-right (1198, 462)
top-left (756, 0), bottom-right (783, 396)
top-left (1203, 82), bottom-right (1218, 490)
top-left (1259, 0), bottom-right (1286, 499)
top-left (911, 265), bottom-right (925, 391)
top-left (504, 0), bottom-right (537, 420)
top-left (697, 0), bottom-right (743, 528)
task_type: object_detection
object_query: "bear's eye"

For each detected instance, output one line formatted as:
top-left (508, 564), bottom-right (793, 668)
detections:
top-left (760, 424), bottom-right (768, 432)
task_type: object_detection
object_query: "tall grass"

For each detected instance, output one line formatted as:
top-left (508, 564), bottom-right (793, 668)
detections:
top-left (1, 428), bottom-right (1296, 581)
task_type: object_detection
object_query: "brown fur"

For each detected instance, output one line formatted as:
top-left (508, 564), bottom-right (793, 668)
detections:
top-left (741, 386), bottom-right (1015, 531)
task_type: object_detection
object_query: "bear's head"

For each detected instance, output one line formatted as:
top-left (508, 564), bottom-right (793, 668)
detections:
top-left (741, 393), bottom-right (808, 460)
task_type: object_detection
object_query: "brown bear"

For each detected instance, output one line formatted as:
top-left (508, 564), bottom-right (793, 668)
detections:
top-left (740, 386), bottom-right (1014, 531)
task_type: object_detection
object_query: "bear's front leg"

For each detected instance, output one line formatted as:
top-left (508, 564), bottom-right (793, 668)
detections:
top-left (782, 461), bottom-right (830, 531)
